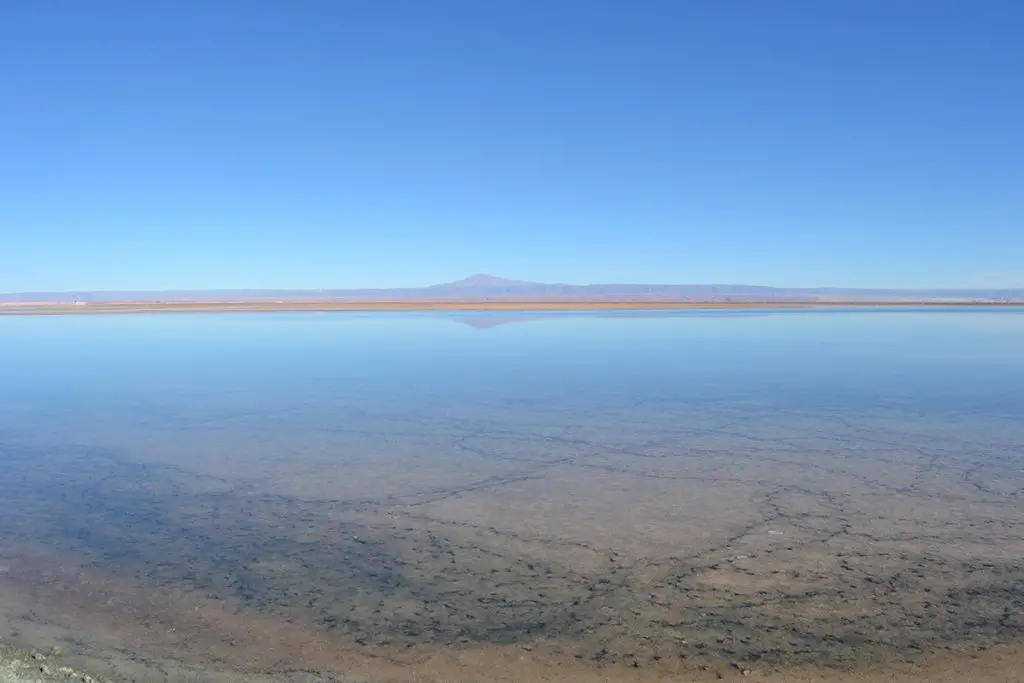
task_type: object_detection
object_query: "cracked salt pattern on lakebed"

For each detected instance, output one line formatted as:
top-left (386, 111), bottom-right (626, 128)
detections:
top-left (1, 310), bottom-right (1023, 680)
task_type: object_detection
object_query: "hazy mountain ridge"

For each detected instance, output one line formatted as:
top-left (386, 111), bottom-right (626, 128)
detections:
top-left (2, 275), bottom-right (1022, 302)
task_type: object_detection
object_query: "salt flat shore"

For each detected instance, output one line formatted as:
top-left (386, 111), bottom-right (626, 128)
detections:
top-left (2, 638), bottom-right (1022, 683)
top-left (0, 299), bottom-right (1020, 315)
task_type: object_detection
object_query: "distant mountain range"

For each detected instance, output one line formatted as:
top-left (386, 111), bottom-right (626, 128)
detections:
top-left (2, 275), bottom-right (1022, 303)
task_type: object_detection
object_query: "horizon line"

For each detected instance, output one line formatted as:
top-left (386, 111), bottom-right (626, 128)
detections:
top-left (3, 274), bottom-right (1024, 296)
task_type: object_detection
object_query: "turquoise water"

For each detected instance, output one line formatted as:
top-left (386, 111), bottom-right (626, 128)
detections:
top-left (1, 308), bottom-right (1023, 675)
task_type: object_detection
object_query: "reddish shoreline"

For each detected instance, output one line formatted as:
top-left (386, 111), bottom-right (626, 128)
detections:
top-left (1, 299), bottom-right (1021, 315)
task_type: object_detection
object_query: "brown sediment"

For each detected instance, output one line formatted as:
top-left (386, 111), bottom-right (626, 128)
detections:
top-left (2, 396), bottom-right (1023, 682)
top-left (1, 545), bottom-right (1023, 683)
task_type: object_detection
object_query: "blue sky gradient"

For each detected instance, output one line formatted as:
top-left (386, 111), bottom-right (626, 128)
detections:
top-left (2, 0), bottom-right (1022, 291)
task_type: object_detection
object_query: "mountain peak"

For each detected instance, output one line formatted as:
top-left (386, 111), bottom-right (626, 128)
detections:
top-left (439, 274), bottom-right (539, 288)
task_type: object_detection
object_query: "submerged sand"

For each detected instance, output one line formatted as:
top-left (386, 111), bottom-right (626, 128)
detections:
top-left (2, 406), bottom-right (1023, 683)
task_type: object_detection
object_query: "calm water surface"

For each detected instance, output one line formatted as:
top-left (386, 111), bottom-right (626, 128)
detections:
top-left (1, 309), bottom-right (1023, 680)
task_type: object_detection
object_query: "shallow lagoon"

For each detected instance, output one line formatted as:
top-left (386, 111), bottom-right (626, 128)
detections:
top-left (1, 309), bottom-right (1023, 681)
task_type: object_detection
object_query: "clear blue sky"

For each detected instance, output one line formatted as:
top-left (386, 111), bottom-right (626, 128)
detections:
top-left (2, 0), bottom-right (1022, 291)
